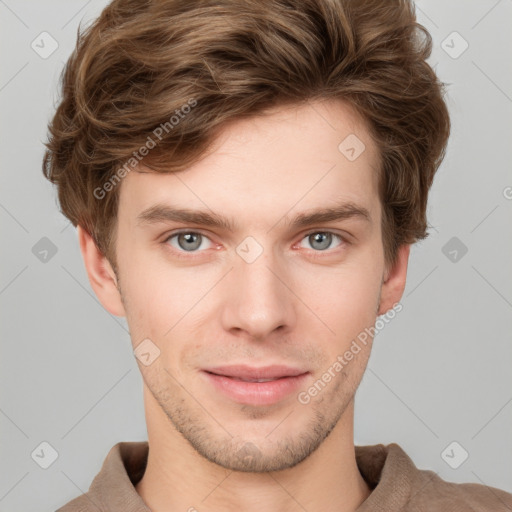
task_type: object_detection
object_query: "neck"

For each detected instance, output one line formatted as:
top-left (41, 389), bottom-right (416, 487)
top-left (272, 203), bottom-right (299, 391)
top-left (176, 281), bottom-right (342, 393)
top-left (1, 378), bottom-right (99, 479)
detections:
top-left (135, 386), bottom-right (371, 512)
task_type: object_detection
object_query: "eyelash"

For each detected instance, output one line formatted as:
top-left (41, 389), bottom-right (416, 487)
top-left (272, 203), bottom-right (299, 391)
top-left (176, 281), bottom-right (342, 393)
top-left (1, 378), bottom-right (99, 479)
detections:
top-left (162, 229), bottom-right (349, 260)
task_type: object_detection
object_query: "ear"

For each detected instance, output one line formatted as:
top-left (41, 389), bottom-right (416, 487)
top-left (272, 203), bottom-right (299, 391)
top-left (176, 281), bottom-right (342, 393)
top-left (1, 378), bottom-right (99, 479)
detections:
top-left (377, 244), bottom-right (410, 316)
top-left (77, 224), bottom-right (126, 317)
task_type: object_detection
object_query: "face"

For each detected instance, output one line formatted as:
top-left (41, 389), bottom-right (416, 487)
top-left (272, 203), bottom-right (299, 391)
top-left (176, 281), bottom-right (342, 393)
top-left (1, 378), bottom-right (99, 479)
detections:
top-left (86, 99), bottom-right (408, 473)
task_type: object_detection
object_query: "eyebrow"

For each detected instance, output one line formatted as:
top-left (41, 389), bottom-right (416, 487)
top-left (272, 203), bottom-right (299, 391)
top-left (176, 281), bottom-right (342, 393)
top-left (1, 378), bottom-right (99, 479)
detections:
top-left (136, 201), bottom-right (371, 231)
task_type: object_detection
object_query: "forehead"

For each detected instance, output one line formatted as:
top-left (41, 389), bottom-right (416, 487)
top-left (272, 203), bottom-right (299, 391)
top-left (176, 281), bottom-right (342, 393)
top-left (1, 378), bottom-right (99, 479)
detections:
top-left (118, 99), bottom-right (381, 228)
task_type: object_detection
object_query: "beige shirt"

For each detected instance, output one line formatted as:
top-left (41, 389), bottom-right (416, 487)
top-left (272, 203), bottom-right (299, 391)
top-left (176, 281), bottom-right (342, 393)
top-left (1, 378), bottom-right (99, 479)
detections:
top-left (56, 441), bottom-right (512, 511)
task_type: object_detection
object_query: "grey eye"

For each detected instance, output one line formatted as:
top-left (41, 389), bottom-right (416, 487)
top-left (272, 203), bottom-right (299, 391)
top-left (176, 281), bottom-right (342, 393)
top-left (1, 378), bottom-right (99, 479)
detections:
top-left (177, 233), bottom-right (201, 251)
top-left (299, 232), bottom-right (344, 252)
top-left (168, 232), bottom-right (210, 252)
top-left (308, 232), bottom-right (333, 251)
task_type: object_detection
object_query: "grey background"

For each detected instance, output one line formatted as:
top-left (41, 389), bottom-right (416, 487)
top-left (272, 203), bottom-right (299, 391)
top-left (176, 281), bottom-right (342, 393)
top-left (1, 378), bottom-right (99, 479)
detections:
top-left (1, 0), bottom-right (511, 510)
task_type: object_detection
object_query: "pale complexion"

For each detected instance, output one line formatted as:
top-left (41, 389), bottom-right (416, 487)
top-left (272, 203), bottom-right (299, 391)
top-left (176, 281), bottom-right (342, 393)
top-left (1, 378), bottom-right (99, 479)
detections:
top-left (78, 99), bottom-right (410, 512)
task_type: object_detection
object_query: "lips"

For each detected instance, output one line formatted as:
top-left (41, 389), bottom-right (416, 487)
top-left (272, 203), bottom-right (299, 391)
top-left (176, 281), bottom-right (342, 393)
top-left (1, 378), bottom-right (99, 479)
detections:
top-left (202, 365), bottom-right (310, 405)
top-left (203, 364), bottom-right (308, 381)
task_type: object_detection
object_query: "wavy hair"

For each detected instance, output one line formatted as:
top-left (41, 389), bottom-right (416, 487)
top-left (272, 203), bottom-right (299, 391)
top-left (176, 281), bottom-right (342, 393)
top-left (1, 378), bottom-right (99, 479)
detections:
top-left (42, 0), bottom-right (450, 272)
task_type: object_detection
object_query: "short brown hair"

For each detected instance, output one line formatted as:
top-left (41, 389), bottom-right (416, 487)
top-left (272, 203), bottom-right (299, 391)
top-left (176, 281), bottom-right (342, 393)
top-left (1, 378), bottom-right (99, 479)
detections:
top-left (42, 0), bottom-right (450, 273)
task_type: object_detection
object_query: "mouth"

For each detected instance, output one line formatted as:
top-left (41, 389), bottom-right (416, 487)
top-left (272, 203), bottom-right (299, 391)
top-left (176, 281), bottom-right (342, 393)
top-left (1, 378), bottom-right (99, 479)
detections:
top-left (201, 365), bottom-right (310, 406)
top-left (210, 376), bottom-right (285, 383)
top-left (203, 364), bottom-right (308, 380)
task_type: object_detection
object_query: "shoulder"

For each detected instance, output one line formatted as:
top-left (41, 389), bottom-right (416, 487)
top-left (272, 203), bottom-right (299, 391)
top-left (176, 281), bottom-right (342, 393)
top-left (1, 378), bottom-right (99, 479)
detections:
top-left (407, 466), bottom-right (512, 511)
top-left (357, 442), bottom-right (512, 512)
top-left (55, 494), bottom-right (96, 512)
top-left (55, 440), bottom-right (149, 512)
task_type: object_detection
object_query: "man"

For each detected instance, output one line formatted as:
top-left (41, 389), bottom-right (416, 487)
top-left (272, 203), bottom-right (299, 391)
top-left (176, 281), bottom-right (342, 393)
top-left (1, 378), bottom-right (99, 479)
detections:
top-left (43, 0), bottom-right (512, 510)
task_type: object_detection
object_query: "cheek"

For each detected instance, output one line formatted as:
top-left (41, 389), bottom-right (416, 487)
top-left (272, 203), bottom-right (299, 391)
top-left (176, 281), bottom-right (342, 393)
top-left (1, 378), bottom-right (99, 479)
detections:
top-left (116, 260), bottom-right (172, 344)
top-left (297, 260), bottom-right (381, 325)
top-left (121, 265), bottom-right (219, 371)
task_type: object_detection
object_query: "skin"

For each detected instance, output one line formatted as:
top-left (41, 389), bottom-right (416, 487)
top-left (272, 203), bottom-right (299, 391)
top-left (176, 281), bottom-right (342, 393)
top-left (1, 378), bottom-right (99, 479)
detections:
top-left (78, 98), bottom-right (410, 512)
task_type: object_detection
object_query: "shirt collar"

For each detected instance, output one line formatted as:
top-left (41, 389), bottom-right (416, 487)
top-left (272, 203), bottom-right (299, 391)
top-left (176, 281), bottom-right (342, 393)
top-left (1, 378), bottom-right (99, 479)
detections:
top-left (87, 441), bottom-right (419, 511)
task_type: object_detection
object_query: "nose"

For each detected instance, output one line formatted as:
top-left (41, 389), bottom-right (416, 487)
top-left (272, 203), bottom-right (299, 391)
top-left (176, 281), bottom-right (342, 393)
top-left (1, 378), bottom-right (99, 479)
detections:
top-left (220, 244), bottom-right (297, 341)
